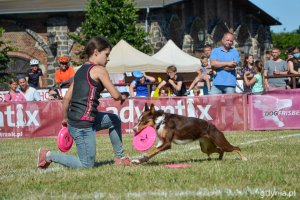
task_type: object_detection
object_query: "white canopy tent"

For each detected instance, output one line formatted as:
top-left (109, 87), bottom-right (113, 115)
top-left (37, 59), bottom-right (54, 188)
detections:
top-left (106, 39), bottom-right (169, 74)
top-left (152, 40), bottom-right (201, 72)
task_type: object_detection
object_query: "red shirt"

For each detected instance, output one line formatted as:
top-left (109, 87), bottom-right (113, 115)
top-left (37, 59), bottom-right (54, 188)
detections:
top-left (55, 66), bottom-right (75, 84)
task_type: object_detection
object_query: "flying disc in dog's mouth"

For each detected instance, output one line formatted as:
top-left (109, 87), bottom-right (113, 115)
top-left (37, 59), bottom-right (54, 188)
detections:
top-left (57, 127), bottom-right (73, 152)
top-left (132, 126), bottom-right (156, 152)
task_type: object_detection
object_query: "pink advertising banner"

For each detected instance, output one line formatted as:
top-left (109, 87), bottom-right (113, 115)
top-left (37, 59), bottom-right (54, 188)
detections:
top-left (98, 94), bottom-right (248, 134)
top-left (0, 94), bottom-right (248, 138)
top-left (0, 101), bottom-right (63, 138)
top-left (249, 89), bottom-right (300, 130)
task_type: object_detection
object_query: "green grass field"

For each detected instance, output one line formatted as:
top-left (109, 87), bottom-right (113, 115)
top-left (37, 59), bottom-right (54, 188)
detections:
top-left (0, 130), bottom-right (299, 200)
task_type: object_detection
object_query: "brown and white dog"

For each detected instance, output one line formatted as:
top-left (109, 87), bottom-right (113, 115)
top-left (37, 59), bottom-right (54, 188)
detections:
top-left (132, 103), bottom-right (247, 164)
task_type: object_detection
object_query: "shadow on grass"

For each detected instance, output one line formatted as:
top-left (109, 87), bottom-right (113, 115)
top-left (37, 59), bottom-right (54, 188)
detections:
top-left (94, 160), bottom-right (114, 167)
top-left (144, 157), bottom-right (218, 166)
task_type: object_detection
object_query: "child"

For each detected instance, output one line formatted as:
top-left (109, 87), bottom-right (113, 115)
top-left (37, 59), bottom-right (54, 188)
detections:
top-left (243, 60), bottom-right (264, 94)
top-left (186, 56), bottom-right (211, 95)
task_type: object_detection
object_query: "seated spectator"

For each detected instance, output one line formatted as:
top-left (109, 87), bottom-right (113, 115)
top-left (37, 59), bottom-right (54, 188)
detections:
top-left (47, 87), bottom-right (62, 100)
top-left (156, 65), bottom-right (187, 96)
top-left (17, 76), bottom-right (41, 101)
top-left (129, 70), bottom-right (155, 97)
top-left (4, 78), bottom-right (26, 102)
top-left (27, 59), bottom-right (43, 88)
top-left (192, 86), bottom-right (201, 96)
top-left (287, 47), bottom-right (300, 88)
top-left (243, 60), bottom-right (264, 94)
top-left (186, 56), bottom-right (211, 95)
top-left (55, 56), bottom-right (75, 88)
top-left (159, 86), bottom-right (169, 97)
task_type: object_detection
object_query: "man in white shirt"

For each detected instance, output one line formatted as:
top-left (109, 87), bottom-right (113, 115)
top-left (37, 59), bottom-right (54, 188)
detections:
top-left (17, 77), bottom-right (41, 101)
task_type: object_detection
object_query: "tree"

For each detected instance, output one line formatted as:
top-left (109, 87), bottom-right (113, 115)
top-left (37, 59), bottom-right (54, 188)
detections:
top-left (271, 30), bottom-right (300, 59)
top-left (73, 0), bottom-right (151, 54)
top-left (0, 28), bottom-right (15, 85)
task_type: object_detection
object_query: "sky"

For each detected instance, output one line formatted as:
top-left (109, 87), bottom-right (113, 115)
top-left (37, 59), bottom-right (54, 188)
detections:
top-left (250, 0), bottom-right (299, 33)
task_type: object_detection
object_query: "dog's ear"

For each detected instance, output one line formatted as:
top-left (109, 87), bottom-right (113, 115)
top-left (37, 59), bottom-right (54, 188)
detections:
top-left (144, 103), bottom-right (149, 111)
top-left (150, 104), bottom-right (155, 114)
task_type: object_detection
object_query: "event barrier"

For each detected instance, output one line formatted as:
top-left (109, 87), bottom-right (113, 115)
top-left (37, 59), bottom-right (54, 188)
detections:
top-left (0, 91), bottom-right (299, 139)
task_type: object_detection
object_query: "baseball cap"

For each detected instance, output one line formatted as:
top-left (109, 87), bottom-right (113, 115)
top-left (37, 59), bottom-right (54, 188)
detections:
top-left (132, 70), bottom-right (144, 79)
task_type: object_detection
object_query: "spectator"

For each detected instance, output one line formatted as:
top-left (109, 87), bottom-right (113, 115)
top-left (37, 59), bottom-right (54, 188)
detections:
top-left (47, 87), bottom-right (62, 100)
top-left (27, 59), bottom-right (43, 88)
top-left (264, 47), bottom-right (289, 91)
top-left (264, 50), bottom-right (272, 62)
top-left (4, 78), bottom-right (26, 102)
top-left (129, 70), bottom-right (155, 97)
top-left (37, 36), bottom-right (130, 169)
top-left (17, 77), bottom-right (41, 101)
top-left (243, 60), bottom-right (264, 94)
top-left (287, 47), bottom-right (300, 88)
top-left (55, 56), bottom-right (75, 88)
top-left (192, 86), bottom-right (201, 96)
top-left (186, 56), bottom-right (211, 95)
top-left (203, 44), bottom-right (212, 67)
top-left (159, 86), bottom-right (169, 97)
top-left (241, 54), bottom-right (255, 93)
top-left (210, 32), bottom-right (240, 94)
top-left (156, 65), bottom-right (187, 96)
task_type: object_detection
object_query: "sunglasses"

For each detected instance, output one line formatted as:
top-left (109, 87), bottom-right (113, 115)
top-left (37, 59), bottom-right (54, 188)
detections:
top-left (60, 62), bottom-right (68, 65)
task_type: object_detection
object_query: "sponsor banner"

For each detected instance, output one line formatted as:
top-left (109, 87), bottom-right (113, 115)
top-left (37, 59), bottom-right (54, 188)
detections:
top-left (0, 94), bottom-right (248, 138)
top-left (249, 89), bottom-right (300, 130)
top-left (0, 101), bottom-right (63, 138)
top-left (98, 94), bottom-right (248, 134)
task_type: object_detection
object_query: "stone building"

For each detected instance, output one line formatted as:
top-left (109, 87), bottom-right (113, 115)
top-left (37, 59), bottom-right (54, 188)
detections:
top-left (0, 0), bottom-right (280, 87)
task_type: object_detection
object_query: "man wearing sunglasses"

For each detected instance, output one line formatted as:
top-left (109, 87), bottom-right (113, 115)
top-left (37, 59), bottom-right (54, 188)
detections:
top-left (55, 56), bottom-right (75, 88)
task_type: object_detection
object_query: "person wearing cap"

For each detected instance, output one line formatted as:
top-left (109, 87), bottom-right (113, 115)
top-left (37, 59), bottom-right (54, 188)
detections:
top-left (129, 70), bottom-right (155, 97)
top-left (55, 56), bottom-right (75, 88)
top-left (27, 59), bottom-right (43, 88)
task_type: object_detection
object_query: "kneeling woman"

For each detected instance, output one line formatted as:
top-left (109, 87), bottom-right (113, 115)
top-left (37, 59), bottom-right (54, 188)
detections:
top-left (37, 36), bottom-right (131, 169)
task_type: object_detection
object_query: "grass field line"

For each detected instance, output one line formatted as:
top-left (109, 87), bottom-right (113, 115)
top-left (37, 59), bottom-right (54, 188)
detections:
top-left (46, 187), bottom-right (296, 199)
top-left (239, 133), bottom-right (300, 145)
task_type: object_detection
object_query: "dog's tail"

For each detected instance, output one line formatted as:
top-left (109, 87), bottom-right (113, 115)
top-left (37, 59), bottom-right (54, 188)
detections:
top-left (208, 124), bottom-right (241, 152)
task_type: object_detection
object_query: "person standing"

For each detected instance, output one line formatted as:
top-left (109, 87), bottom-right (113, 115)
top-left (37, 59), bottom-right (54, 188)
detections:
top-left (241, 54), bottom-right (255, 93)
top-left (17, 77), bottom-right (41, 101)
top-left (243, 60), bottom-right (264, 94)
top-left (264, 47), bottom-right (288, 91)
top-left (37, 36), bottom-right (131, 169)
top-left (287, 47), bottom-right (300, 88)
top-left (55, 56), bottom-right (75, 88)
top-left (209, 32), bottom-right (240, 94)
top-left (4, 78), bottom-right (26, 102)
top-left (26, 59), bottom-right (43, 88)
top-left (129, 70), bottom-right (155, 97)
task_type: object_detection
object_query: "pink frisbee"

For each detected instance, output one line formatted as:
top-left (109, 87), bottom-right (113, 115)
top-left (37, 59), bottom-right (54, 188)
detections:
top-left (132, 126), bottom-right (156, 152)
top-left (165, 164), bottom-right (192, 169)
top-left (57, 127), bottom-right (73, 152)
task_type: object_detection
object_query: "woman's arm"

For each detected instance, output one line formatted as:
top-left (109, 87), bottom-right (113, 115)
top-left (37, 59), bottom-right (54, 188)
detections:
top-left (62, 83), bottom-right (73, 126)
top-left (288, 60), bottom-right (299, 74)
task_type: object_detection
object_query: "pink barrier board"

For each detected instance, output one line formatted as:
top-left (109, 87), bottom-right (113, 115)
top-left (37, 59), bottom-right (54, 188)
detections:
top-left (248, 89), bottom-right (300, 130)
top-left (0, 94), bottom-right (248, 138)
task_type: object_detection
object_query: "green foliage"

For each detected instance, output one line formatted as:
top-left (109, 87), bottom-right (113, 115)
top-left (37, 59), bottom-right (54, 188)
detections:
top-left (271, 30), bottom-right (300, 59)
top-left (0, 28), bottom-right (15, 83)
top-left (0, 130), bottom-right (299, 199)
top-left (79, 0), bottom-right (151, 53)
